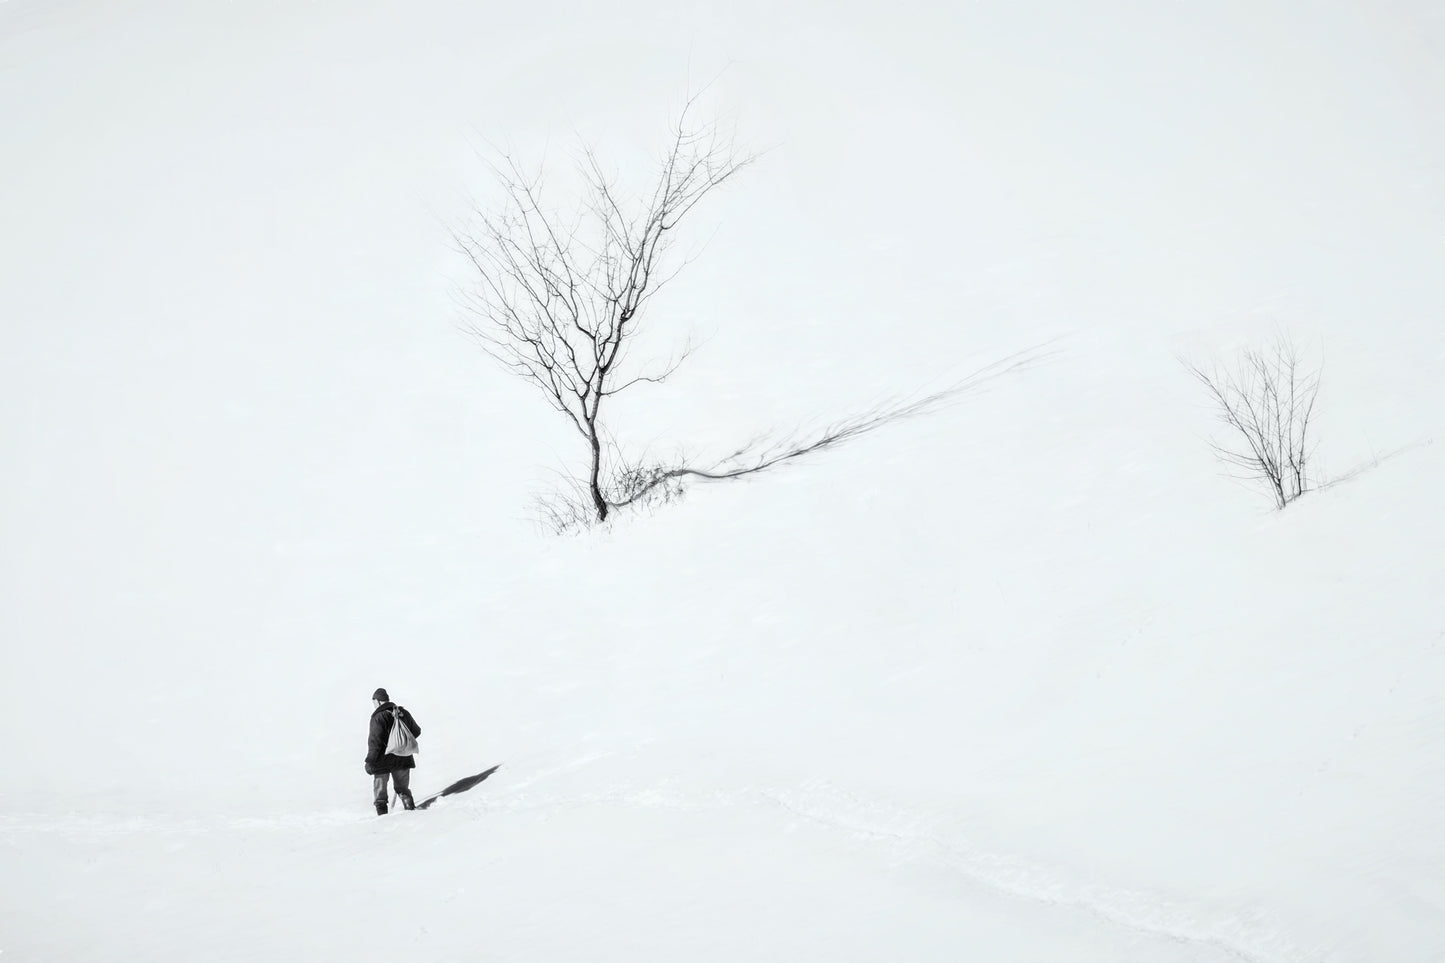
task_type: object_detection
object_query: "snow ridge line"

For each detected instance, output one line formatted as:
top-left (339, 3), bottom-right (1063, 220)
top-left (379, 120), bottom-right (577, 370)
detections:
top-left (0, 810), bottom-right (372, 835)
top-left (748, 782), bottom-right (1300, 963)
top-left (478, 780), bottom-right (1300, 963)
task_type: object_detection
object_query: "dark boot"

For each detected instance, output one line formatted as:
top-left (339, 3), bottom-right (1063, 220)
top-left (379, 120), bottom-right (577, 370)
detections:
top-left (375, 800), bottom-right (388, 816)
top-left (399, 792), bottom-right (415, 811)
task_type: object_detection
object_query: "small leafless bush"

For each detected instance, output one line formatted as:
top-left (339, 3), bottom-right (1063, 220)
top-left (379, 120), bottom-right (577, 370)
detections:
top-left (1185, 334), bottom-right (1321, 510)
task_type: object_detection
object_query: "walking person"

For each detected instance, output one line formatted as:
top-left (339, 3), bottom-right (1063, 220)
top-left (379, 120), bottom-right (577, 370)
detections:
top-left (365, 687), bottom-right (421, 814)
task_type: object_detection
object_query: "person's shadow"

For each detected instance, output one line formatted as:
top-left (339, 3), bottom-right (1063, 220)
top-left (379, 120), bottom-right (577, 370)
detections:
top-left (417, 765), bottom-right (502, 810)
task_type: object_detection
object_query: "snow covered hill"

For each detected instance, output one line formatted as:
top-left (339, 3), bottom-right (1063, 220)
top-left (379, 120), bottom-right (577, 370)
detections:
top-left (3, 0), bottom-right (1443, 960)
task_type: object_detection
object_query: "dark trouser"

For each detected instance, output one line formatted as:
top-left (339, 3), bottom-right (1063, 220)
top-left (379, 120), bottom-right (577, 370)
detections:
top-left (373, 768), bottom-right (414, 813)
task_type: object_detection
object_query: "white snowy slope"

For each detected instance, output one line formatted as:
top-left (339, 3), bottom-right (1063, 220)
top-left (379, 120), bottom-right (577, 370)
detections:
top-left (2, 0), bottom-right (1444, 961)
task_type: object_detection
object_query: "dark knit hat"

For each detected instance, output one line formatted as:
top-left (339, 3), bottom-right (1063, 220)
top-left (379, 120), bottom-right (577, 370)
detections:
top-left (372, 687), bottom-right (389, 702)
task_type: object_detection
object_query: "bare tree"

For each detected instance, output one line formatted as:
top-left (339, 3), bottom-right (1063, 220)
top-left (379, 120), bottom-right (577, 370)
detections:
top-left (1185, 335), bottom-right (1321, 510)
top-left (457, 102), bottom-right (1053, 532)
top-left (455, 99), bottom-right (752, 523)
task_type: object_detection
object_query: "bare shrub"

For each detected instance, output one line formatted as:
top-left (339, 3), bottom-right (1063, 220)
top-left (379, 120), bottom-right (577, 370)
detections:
top-left (1185, 335), bottom-right (1321, 509)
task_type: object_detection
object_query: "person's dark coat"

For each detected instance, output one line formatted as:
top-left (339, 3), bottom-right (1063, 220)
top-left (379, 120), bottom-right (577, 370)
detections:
top-left (365, 701), bottom-right (421, 774)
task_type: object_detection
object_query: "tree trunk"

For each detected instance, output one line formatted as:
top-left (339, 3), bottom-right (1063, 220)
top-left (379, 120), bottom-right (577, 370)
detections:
top-left (588, 430), bottom-right (608, 522)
